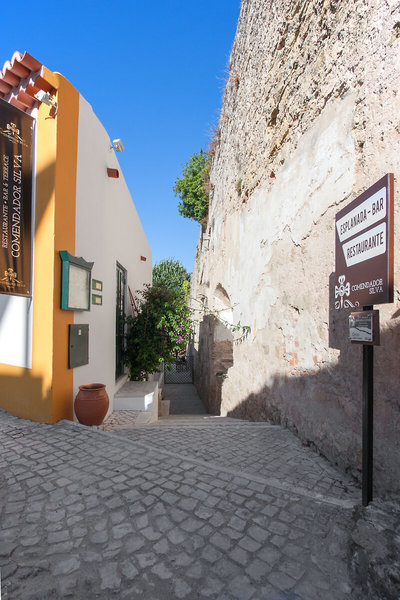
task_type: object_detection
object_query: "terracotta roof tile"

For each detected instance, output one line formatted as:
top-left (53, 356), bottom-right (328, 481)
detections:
top-left (10, 96), bottom-right (29, 111)
top-left (0, 51), bottom-right (49, 112)
top-left (0, 80), bottom-right (11, 95)
top-left (2, 70), bottom-right (20, 87)
top-left (15, 90), bottom-right (36, 109)
top-left (33, 75), bottom-right (53, 93)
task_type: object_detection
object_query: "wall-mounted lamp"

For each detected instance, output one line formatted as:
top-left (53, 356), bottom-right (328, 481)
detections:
top-left (34, 90), bottom-right (58, 116)
top-left (111, 138), bottom-right (125, 152)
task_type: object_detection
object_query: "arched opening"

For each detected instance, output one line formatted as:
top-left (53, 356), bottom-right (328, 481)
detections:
top-left (194, 284), bottom-right (234, 415)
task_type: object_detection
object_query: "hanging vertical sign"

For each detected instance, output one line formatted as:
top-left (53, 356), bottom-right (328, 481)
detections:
top-left (0, 98), bottom-right (34, 297)
top-left (335, 174), bottom-right (394, 308)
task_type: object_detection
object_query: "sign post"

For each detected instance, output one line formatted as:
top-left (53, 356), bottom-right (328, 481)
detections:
top-left (362, 306), bottom-right (374, 506)
top-left (335, 174), bottom-right (394, 506)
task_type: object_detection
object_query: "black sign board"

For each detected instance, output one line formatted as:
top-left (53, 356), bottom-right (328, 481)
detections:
top-left (0, 98), bottom-right (34, 297)
top-left (335, 174), bottom-right (394, 308)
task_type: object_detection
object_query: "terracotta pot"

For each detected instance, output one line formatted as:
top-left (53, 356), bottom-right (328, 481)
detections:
top-left (74, 383), bottom-right (109, 426)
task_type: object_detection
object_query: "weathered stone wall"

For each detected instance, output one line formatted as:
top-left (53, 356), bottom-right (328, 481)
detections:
top-left (194, 314), bottom-right (234, 415)
top-left (192, 0), bottom-right (400, 495)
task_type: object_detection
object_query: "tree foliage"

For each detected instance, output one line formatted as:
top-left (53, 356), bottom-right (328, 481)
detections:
top-left (124, 283), bottom-right (193, 381)
top-left (173, 149), bottom-right (209, 223)
top-left (152, 258), bottom-right (191, 297)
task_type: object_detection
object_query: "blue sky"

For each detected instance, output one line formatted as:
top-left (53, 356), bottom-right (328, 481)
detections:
top-left (0, 1), bottom-right (241, 273)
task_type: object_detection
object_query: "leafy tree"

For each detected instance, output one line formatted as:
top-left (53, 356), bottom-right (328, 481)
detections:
top-left (152, 258), bottom-right (191, 297)
top-left (173, 149), bottom-right (209, 223)
top-left (124, 283), bottom-right (193, 380)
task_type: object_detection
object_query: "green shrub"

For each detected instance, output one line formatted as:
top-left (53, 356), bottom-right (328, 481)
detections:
top-left (152, 258), bottom-right (191, 297)
top-left (124, 283), bottom-right (193, 381)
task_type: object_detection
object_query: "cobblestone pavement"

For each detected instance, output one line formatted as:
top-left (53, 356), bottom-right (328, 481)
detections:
top-left (0, 408), bottom-right (361, 599)
top-left (103, 410), bottom-right (146, 431)
top-left (118, 423), bottom-right (360, 506)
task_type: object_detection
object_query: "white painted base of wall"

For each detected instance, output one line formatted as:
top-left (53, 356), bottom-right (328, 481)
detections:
top-left (114, 381), bottom-right (157, 411)
top-left (0, 295), bottom-right (33, 368)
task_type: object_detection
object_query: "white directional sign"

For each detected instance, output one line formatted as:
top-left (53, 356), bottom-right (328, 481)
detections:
top-left (336, 186), bottom-right (386, 243)
top-left (335, 174), bottom-right (394, 308)
top-left (342, 222), bottom-right (386, 268)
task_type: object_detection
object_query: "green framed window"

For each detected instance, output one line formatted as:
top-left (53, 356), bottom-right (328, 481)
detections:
top-left (59, 251), bottom-right (94, 311)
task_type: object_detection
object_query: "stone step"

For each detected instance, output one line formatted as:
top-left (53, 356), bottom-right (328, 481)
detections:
top-left (114, 381), bottom-right (158, 412)
top-left (148, 415), bottom-right (247, 426)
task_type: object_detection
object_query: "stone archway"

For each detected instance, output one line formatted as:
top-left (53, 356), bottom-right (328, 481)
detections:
top-left (194, 284), bottom-right (234, 415)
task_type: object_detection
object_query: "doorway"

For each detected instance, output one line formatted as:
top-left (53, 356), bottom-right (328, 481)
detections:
top-left (116, 262), bottom-right (127, 379)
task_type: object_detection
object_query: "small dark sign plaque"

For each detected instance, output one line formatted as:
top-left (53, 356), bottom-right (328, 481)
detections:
top-left (335, 174), bottom-right (394, 309)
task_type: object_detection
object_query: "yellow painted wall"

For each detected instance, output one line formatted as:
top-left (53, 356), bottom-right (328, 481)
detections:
top-left (43, 69), bottom-right (79, 423)
top-left (0, 67), bottom-right (79, 423)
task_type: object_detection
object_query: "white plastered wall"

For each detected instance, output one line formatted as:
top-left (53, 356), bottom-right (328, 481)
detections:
top-left (73, 95), bottom-right (152, 413)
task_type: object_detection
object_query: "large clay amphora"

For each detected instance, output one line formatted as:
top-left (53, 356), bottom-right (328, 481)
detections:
top-left (74, 383), bottom-right (109, 426)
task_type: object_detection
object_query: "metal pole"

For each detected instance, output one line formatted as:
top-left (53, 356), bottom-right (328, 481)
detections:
top-left (362, 305), bottom-right (374, 506)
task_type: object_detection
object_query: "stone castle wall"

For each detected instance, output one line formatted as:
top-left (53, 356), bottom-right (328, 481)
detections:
top-left (191, 0), bottom-right (400, 495)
